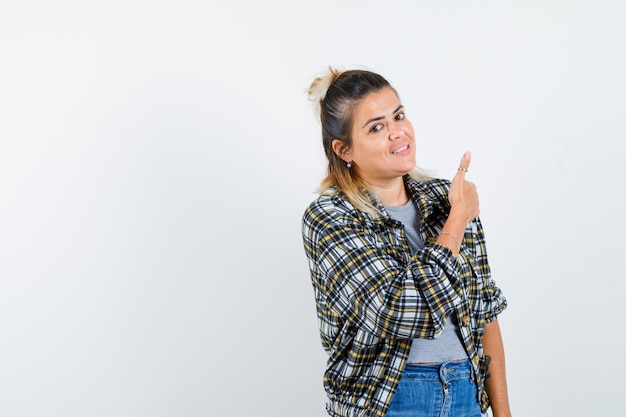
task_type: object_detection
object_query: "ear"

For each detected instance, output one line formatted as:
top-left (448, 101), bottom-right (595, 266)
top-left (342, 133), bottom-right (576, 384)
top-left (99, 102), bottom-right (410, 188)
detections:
top-left (332, 139), bottom-right (352, 162)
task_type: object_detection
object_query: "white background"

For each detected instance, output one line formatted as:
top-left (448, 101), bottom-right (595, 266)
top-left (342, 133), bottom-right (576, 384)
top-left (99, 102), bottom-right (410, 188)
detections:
top-left (1, 1), bottom-right (625, 416)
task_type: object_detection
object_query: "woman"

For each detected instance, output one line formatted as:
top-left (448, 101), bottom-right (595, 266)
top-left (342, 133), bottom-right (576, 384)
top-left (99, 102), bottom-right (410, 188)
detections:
top-left (301, 67), bottom-right (511, 417)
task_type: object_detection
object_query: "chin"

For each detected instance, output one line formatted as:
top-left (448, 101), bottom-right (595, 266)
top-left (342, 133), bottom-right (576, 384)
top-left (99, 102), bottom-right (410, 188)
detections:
top-left (401, 162), bottom-right (417, 173)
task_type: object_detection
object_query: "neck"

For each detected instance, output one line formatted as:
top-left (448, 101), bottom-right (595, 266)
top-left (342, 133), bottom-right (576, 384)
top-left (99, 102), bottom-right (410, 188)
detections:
top-left (370, 178), bottom-right (409, 206)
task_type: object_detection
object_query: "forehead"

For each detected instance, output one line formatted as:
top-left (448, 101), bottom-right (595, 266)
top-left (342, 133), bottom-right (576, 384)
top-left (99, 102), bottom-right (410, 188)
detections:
top-left (353, 87), bottom-right (400, 121)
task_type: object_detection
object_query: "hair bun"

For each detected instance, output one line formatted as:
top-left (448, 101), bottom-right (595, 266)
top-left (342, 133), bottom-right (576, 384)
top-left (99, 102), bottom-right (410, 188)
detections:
top-left (307, 66), bottom-right (342, 122)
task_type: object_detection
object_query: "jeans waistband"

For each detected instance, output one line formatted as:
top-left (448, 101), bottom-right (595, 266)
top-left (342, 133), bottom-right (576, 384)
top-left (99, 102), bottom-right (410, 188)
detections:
top-left (402, 358), bottom-right (473, 383)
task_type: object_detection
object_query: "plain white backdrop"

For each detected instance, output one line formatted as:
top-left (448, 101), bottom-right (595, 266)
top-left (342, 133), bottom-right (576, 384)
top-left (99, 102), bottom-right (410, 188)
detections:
top-left (1, 1), bottom-right (625, 416)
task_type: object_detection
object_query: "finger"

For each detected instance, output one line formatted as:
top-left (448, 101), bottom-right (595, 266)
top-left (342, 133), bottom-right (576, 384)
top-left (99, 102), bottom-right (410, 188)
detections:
top-left (457, 151), bottom-right (471, 174)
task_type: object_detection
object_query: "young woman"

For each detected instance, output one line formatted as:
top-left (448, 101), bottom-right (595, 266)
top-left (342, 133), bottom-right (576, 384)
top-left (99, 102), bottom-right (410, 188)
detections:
top-left (301, 67), bottom-right (511, 417)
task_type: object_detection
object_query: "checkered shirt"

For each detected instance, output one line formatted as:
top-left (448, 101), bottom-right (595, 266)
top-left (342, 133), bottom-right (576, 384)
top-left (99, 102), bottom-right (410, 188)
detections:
top-left (301, 176), bottom-right (507, 417)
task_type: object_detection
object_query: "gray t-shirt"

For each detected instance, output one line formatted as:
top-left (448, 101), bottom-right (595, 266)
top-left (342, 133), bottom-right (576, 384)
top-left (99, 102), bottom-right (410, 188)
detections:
top-left (383, 199), bottom-right (467, 363)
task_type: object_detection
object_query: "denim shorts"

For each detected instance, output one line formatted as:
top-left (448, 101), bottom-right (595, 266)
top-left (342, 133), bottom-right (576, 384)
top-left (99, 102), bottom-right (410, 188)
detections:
top-left (385, 359), bottom-right (485, 417)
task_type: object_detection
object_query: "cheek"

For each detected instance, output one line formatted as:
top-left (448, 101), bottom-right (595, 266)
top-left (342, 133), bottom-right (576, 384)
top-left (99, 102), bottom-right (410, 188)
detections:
top-left (353, 142), bottom-right (380, 159)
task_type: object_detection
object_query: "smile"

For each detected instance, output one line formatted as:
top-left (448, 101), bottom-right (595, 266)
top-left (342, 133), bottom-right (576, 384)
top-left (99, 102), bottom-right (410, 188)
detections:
top-left (392, 145), bottom-right (409, 154)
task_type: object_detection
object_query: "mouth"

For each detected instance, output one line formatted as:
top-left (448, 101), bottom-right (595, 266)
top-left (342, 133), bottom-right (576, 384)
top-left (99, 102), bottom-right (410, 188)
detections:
top-left (392, 145), bottom-right (409, 154)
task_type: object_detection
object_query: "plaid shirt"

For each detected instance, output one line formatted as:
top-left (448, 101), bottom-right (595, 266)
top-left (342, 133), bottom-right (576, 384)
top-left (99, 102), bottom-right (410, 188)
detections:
top-left (301, 176), bottom-right (507, 417)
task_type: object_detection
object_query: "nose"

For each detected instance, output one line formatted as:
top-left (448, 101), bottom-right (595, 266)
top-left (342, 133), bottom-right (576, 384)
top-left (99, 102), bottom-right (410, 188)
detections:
top-left (389, 123), bottom-right (403, 140)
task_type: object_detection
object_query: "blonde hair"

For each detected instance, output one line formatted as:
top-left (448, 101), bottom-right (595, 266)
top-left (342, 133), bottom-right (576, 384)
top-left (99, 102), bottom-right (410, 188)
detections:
top-left (307, 66), bottom-right (429, 214)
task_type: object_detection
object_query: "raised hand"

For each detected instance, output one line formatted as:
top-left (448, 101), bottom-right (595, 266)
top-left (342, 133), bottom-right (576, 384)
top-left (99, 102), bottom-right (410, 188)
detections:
top-left (448, 151), bottom-right (480, 225)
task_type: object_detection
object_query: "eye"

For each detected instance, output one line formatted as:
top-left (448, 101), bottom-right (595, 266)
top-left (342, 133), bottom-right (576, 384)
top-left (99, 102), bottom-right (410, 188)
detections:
top-left (370, 124), bottom-right (383, 133)
top-left (396, 112), bottom-right (405, 121)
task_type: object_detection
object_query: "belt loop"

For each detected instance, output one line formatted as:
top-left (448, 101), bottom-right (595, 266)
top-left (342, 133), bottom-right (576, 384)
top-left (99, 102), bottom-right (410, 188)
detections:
top-left (469, 359), bottom-right (476, 383)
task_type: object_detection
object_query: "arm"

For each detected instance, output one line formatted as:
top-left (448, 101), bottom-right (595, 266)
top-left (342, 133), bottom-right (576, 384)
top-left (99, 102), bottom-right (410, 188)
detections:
top-left (483, 320), bottom-right (512, 417)
top-left (302, 197), bottom-right (464, 340)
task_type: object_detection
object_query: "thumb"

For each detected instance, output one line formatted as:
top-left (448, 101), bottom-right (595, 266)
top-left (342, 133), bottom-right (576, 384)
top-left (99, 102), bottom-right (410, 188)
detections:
top-left (457, 151), bottom-right (471, 174)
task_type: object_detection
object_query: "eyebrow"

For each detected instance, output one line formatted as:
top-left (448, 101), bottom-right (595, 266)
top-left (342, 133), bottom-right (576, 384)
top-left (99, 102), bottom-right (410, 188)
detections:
top-left (362, 105), bottom-right (404, 128)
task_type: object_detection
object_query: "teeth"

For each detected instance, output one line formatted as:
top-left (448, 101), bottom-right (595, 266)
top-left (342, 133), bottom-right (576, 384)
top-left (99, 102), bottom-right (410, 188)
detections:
top-left (393, 145), bottom-right (408, 154)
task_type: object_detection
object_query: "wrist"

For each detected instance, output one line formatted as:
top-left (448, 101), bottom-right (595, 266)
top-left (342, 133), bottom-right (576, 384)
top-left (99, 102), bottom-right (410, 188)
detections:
top-left (448, 205), bottom-right (474, 225)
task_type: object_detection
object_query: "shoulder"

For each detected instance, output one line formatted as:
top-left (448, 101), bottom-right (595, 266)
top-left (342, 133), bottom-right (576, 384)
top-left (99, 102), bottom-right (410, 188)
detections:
top-left (301, 189), bottom-right (370, 255)
top-left (303, 188), bottom-right (357, 227)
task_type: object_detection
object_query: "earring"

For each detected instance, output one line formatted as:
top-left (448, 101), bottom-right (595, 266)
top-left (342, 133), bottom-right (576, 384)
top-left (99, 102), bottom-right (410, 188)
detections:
top-left (346, 161), bottom-right (352, 168)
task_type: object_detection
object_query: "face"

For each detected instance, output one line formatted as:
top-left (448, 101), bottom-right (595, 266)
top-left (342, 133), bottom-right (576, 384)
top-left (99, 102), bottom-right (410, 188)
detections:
top-left (341, 87), bottom-right (416, 185)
